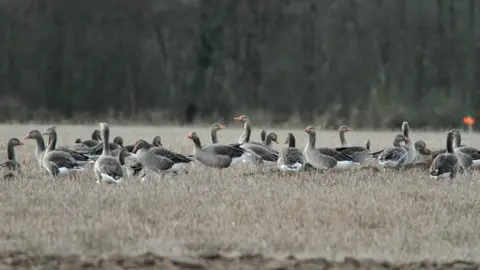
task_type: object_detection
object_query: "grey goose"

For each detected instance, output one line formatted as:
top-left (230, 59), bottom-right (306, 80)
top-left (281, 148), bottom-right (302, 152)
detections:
top-left (94, 123), bottom-right (124, 184)
top-left (429, 130), bottom-right (460, 181)
top-left (277, 133), bottom-right (306, 172)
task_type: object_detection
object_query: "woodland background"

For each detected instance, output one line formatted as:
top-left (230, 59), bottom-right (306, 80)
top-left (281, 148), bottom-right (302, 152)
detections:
top-left (0, 0), bottom-right (478, 128)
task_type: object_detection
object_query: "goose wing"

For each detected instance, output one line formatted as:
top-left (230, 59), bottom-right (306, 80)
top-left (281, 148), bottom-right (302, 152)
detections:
top-left (47, 151), bottom-right (79, 169)
top-left (334, 146), bottom-right (368, 156)
top-left (430, 154), bottom-right (459, 177)
top-left (97, 156), bottom-right (123, 179)
top-left (57, 147), bottom-right (91, 162)
top-left (379, 147), bottom-right (407, 162)
top-left (203, 144), bottom-right (246, 158)
top-left (0, 160), bottom-right (20, 171)
top-left (281, 148), bottom-right (305, 165)
top-left (241, 143), bottom-right (278, 162)
top-left (318, 148), bottom-right (353, 161)
top-left (150, 147), bottom-right (191, 163)
top-left (456, 146), bottom-right (480, 160)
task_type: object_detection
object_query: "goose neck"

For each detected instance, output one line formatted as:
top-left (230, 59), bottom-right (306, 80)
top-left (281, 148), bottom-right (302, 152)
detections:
top-left (102, 128), bottom-right (110, 156)
top-left (7, 142), bottom-right (15, 160)
top-left (46, 131), bottom-right (57, 152)
top-left (211, 128), bottom-right (218, 144)
top-left (446, 133), bottom-right (455, 153)
top-left (288, 136), bottom-right (296, 148)
top-left (339, 131), bottom-right (347, 146)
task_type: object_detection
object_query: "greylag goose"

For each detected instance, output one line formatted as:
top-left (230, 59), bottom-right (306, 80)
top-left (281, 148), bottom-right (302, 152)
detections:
top-left (42, 142), bottom-right (85, 177)
top-left (210, 123), bottom-right (225, 144)
top-left (0, 138), bottom-right (23, 172)
top-left (87, 139), bottom-right (122, 157)
top-left (114, 136), bottom-right (162, 153)
top-left (429, 131), bottom-right (460, 180)
top-left (449, 129), bottom-right (480, 167)
top-left (94, 123), bottom-right (124, 184)
top-left (264, 132), bottom-right (279, 150)
top-left (277, 133), bottom-right (306, 172)
top-left (132, 139), bottom-right (191, 175)
top-left (23, 130), bottom-right (46, 168)
top-left (366, 139), bottom-right (371, 151)
top-left (118, 148), bottom-right (143, 178)
top-left (304, 126), bottom-right (358, 172)
top-left (76, 130), bottom-right (102, 147)
top-left (42, 127), bottom-right (93, 165)
top-left (260, 129), bottom-right (267, 144)
top-left (233, 115), bottom-right (278, 164)
top-left (413, 140), bottom-right (432, 165)
top-left (187, 132), bottom-right (248, 175)
top-left (377, 134), bottom-right (409, 170)
top-left (401, 121), bottom-right (417, 165)
top-left (333, 126), bottom-right (372, 163)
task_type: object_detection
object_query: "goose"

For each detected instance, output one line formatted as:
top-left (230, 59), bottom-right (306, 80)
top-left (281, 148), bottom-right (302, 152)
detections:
top-left (42, 127), bottom-right (93, 166)
top-left (132, 139), bottom-right (191, 175)
top-left (94, 123), bottom-right (124, 184)
top-left (401, 121), bottom-right (416, 165)
top-left (210, 124), bottom-right (225, 144)
top-left (264, 132), bottom-right (279, 150)
top-left (366, 139), bottom-right (371, 151)
top-left (23, 130), bottom-right (47, 168)
top-left (118, 148), bottom-right (143, 178)
top-left (413, 140), bottom-right (432, 165)
top-left (449, 129), bottom-right (480, 168)
top-left (87, 139), bottom-right (122, 157)
top-left (260, 129), bottom-right (267, 144)
top-left (333, 126), bottom-right (373, 163)
top-left (233, 115), bottom-right (278, 164)
top-left (377, 134), bottom-right (409, 170)
top-left (277, 133), bottom-right (306, 172)
top-left (429, 131), bottom-right (460, 181)
top-left (0, 138), bottom-right (23, 173)
top-left (75, 130), bottom-right (102, 147)
top-left (114, 136), bottom-right (162, 153)
top-left (42, 140), bottom-right (85, 177)
top-left (304, 126), bottom-right (359, 173)
top-left (186, 131), bottom-right (248, 176)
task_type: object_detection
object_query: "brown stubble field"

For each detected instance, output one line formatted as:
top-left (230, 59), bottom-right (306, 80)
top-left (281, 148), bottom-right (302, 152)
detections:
top-left (0, 124), bottom-right (480, 269)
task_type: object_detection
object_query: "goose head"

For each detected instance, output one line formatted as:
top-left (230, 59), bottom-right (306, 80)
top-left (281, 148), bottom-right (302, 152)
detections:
top-left (132, 139), bottom-right (151, 154)
top-left (339, 125), bottom-right (352, 132)
top-left (234, 115), bottom-right (250, 123)
top-left (41, 126), bottom-right (56, 137)
top-left (414, 140), bottom-right (431, 155)
top-left (74, 138), bottom-right (82, 143)
top-left (284, 133), bottom-right (296, 147)
top-left (152, 136), bottom-right (162, 147)
top-left (211, 123), bottom-right (226, 132)
top-left (304, 125), bottom-right (316, 135)
top-left (92, 129), bottom-right (102, 141)
top-left (23, 130), bottom-right (42, 140)
top-left (266, 132), bottom-right (278, 144)
top-left (113, 136), bottom-right (124, 147)
top-left (8, 138), bottom-right (24, 147)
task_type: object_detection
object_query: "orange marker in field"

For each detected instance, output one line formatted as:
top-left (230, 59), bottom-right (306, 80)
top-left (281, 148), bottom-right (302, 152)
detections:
top-left (463, 116), bottom-right (475, 132)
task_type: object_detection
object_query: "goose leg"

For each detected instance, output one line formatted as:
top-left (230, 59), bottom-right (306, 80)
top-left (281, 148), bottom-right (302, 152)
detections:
top-left (218, 169), bottom-right (222, 177)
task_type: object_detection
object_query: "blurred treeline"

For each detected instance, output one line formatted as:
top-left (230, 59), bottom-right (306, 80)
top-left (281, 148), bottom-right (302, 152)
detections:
top-left (0, 0), bottom-right (479, 128)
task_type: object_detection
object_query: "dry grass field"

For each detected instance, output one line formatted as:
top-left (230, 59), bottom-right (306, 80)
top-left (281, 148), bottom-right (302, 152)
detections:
top-left (0, 124), bottom-right (480, 269)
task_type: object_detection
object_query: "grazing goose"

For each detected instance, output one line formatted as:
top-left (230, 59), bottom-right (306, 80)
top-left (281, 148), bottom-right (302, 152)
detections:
top-left (260, 129), bottom-right (267, 144)
top-left (413, 140), bottom-right (432, 165)
top-left (304, 126), bottom-right (358, 172)
top-left (187, 132), bottom-right (247, 175)
top-left (76, 130), bottom-right (102, 147)
top-left (449, 129), bottom-right (480, 168)
top-left (0, 138), bottom-right (23, 172)
top-left (94, 123), bottom-right (124, 184)
top-left (233, 115), bottom-right (278, 164)
top-left (429, 131), bottom-right (460, 181)
top-left (23, 130), bottom-right (47, 168)
top-left (42, 127), bottom-right (93, 166)
top-left (333, 126), bottom-right (372, 164)
top-left (377, 134), bottom-right (409, 170)
top-left (277, 133), bottom-right (306, 172)
top-left (401, 121), bottom-right (416, 165)
top-left (118, 148), bottom-right (143, 178)
top-left (132, 139), bottom-right (191, 175)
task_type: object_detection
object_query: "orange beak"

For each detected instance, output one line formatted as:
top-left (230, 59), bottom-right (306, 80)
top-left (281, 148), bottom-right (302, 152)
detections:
top-left (18, 141), bottom-right (24, 145)
top-left (219, 125), bottom-right (226, 129)
top-left (23, 135), bottom-right (29, 140)
top-left (347, 128), bottom-right (353, 131)
top-left (186, 132), bottom-right (193, 138)
top-left (305, 127), bottom-right (310, 132)
top-left (234, 116), bottom-right (242, 121)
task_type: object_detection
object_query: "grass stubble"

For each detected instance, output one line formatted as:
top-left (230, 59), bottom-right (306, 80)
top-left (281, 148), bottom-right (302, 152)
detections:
top-left (0, 124), bottom-right (479, 269)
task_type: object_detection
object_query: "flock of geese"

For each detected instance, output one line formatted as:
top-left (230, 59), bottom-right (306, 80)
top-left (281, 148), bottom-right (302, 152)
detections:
top-left (0, 115), bottom-right (478, 182)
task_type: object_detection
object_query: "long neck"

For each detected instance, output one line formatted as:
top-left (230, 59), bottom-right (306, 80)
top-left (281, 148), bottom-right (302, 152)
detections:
top-left (118, 150), bottom-right (126, 165)
top-left (260, 130), bottom-right (266, 143)
top-left (46, 131), bottom-right (57, 152)
top-left (288, 136), bottom-right (296, 148)
top-left (193, 137), bottom-right (202, 149)
top-left (211, 129), bottom-right (218, 144)
top-left (308, 133), bottom-right (316, 148)
top-left (102, 128), bottom-right (110, 156)
top-left (454, 132), bottom-right (461, 147)
top-left (240, 122), bottom-right (251, 143)
top-left (34, 135), bottom-right (46, 152)
top-left (265, 135), bottom-right (272, 146)
top-left (446, 133), bottom-right (454, 153)
top-left (402, 124), bottom-right (409, 138)
top-left (339, 131), bottom-right (347, 146)
top-left (7, 142), bottom-right (15, 160)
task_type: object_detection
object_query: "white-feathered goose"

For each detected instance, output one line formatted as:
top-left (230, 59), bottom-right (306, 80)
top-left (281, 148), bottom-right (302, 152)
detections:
top-left (304, 126), bottom-right (358, 172)
top-left (333, 126), bottom-right (373, 163)
top-left (378, 134), bottom-right (409, 170)
top-left (401, 121), bottom-right (417, 165)
top-left (94, 123), bottom-right (124, 184)
top-left (42, 127), bottom-right (93, 166)
top-left (132, 139), bottom-right (191, 175)
top-left (187, 132), bottom-right (248, 175)
top-left (429, 131), bottom-right (460, 181)
top-left (277, 133), bottom-right (306, 172)
top-left (23, 130), bottom-right (46, 168)
top-left (233, 115), bottom-right (278, 164)
top-left (449, 129), bottom-right (480, 168)
top-left (0, 138), bottom-right (23, 172)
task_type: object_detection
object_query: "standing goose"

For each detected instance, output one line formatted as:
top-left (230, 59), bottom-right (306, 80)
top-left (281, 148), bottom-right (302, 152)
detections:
top-left (449, 129), bottom-right (480, 168)
top-left (23, 130), bottom-right (47, 168)
top-left (132, 139), bottom-right (191, 174)
top-left (429, 131), bottom-right (460, 181)
top-left (304, 126), bottom-right (359, 172)
top-left (0, 138), bottom-right (23, 172)
top-left (401, 121), bottom-right (417, 165)
top-left (94, 123), bottom-right (124, 184)
top-left (76, 130), bottom-right (102, 147)
top-left (377, 134), bottom-right (409, 170)
top-left (333, 126), bottom-right (373, 164)
top-left (233, 115), bottom-right (278, 164)
top-left (42, 127), bottom-right (93, 166)
top-left (187, 132), bottom-right (247, 175)
top-left (260, 129), bottom-right (267, 144)
top-left (277, 133), bottom-right (306, 172)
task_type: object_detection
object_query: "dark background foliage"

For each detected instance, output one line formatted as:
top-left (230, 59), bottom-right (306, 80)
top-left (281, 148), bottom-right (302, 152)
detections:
top-left (0, 0), bottom-right (479, 128)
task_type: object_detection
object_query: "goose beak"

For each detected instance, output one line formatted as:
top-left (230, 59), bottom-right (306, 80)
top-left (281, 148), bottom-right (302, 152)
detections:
top-left (347, 128), bottom-right (353, 132)
top-left (23, 135), bottom-right (29, 140)
top-left (234, 116), bottom-right (242, 121)
top-left (18, 141), bottom-right (24, 145)
top-left (186, 132), bottom-right (193, 138)
top-left (219, 125), bottom-right (226, 129)
top-left (305, 127), bottom-right (310, 132)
